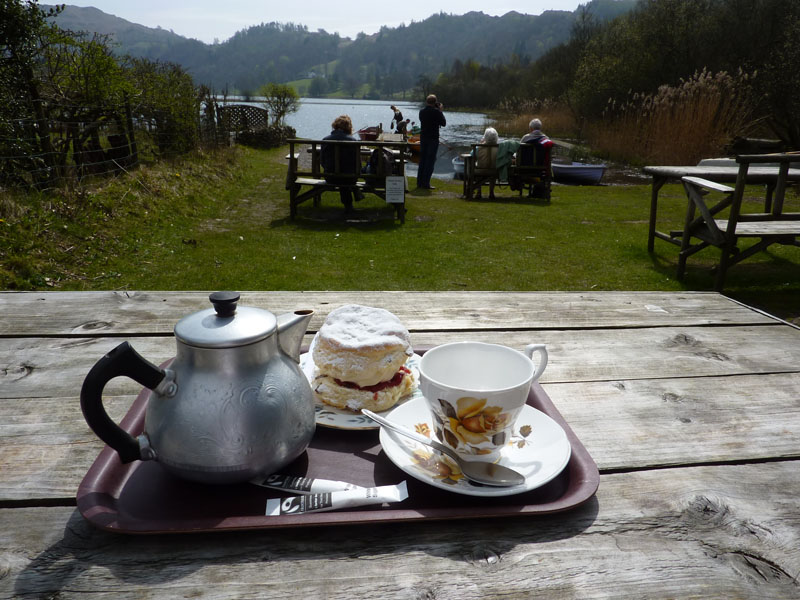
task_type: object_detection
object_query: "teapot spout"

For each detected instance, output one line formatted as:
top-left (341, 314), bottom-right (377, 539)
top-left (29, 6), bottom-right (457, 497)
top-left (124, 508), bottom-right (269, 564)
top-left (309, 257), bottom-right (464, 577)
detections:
top-left (276, 310), bottom-right (314, 362)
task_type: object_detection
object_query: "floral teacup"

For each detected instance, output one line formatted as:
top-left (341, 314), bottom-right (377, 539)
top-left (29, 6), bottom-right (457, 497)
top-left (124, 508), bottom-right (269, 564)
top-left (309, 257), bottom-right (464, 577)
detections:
top-left (419, 341), bottom-right (547, 462)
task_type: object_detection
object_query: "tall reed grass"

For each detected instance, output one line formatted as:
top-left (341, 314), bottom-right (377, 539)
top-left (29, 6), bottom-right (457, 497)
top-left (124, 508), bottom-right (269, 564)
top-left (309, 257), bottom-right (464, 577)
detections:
top-left (588, 69), bottom-right (756, 165)
top-left (494, 97), bottom-right (579, 138)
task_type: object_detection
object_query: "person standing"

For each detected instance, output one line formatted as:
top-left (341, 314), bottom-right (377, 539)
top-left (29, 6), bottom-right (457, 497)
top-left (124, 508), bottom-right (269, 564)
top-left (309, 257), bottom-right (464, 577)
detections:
top-left (390, 105), bottom-right (403, 130)
top-left (417, 94), bottom-right (446, 190)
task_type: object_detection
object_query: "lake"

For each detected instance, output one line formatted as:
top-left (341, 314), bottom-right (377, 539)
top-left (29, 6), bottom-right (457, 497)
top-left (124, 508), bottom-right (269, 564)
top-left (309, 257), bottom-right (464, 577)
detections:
top-left (228, 97), bottom-right (490, 180)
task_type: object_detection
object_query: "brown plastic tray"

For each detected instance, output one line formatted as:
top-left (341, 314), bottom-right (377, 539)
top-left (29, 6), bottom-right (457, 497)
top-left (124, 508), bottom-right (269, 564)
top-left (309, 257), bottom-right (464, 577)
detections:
top-left (77, 358), bottom-right (599, 534)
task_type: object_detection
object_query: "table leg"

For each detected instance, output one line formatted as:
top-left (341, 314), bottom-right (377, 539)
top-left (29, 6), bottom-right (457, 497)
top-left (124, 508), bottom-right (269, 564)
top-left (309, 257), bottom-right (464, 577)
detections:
top-left (648, 177), bottom-right (666, 252)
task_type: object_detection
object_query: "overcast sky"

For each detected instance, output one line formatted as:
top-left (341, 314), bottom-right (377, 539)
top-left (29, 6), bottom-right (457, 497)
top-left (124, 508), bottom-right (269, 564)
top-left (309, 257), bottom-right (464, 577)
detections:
top-left (61, 1), bottom-right (586, 43)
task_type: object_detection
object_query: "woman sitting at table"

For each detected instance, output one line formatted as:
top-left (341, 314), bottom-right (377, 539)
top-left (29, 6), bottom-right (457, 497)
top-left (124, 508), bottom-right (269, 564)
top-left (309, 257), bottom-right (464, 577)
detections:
top-left (321, 115), bottom-right (362, 213)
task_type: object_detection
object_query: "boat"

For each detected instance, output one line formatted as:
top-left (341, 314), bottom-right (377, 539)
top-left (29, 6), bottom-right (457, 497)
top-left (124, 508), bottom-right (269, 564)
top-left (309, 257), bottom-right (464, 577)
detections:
top-left (407, 135), bottom-right (421, 154)
top-left (357, 126), bottom-right (381, 141)
top-left (452, 155), bottom-right (465, 179)
top-left (552, 161), bottom-right (607, 184)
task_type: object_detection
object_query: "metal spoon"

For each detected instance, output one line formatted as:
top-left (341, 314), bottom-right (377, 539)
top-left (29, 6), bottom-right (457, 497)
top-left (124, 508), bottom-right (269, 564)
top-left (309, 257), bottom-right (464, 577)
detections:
top-left (362, 409), bottom-right (526, 487)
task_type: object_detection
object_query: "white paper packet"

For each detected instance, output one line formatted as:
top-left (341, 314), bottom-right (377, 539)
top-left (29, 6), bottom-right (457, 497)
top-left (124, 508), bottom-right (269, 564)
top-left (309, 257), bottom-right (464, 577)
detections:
top-left (252, 474), bottom-right (365, 494)
top-left (265, 481), bottom-right (408, 516)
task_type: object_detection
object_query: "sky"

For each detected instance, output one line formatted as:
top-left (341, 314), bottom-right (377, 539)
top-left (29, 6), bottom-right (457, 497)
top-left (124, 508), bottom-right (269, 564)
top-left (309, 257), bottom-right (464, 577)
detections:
top-left (60, 1), bottom-right (586, 43)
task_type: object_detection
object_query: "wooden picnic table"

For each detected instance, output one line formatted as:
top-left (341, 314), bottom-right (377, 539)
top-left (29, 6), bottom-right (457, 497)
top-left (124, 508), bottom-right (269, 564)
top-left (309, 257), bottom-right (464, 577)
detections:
top-left (643, 163), bottom-right (800, 252)
top-left (2, 290), bottom-right (800, 598)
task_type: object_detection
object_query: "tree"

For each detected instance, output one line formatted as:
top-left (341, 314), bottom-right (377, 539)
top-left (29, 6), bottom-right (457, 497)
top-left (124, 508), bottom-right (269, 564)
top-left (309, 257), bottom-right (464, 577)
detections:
top-left (258, 82), bottom-right (300, 125)
top-left (0, 0), bottom-right (62, 186)
top-left (308, 76), bottom-right (328, 97)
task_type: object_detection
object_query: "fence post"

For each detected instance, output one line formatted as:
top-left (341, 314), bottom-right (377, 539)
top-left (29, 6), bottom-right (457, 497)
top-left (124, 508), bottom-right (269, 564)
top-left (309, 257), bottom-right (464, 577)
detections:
top-left (124, 93), bottom-right (138, 166)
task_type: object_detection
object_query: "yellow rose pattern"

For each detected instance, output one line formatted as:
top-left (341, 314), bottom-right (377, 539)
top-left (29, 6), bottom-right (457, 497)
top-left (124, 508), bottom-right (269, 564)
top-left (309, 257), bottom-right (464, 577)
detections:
top-left (409, 418), bottom-right (534, 485)
top-left (431, 396), bottom-right (512, 455)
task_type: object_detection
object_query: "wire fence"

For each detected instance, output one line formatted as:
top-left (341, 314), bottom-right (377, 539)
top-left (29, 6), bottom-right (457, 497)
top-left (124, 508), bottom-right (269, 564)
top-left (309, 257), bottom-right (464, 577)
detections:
top-left (0, 100), bottom-right (275, 194)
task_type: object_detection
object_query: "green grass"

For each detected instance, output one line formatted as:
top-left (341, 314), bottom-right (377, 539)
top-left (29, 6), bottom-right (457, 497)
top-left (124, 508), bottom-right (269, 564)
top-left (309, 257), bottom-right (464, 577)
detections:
top-left (2, 145), bottom-right (799, 323)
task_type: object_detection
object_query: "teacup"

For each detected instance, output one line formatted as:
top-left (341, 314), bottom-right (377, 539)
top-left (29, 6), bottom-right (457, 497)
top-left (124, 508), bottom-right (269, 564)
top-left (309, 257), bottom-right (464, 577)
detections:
top-left (419, 342), bottom-right (548, 462)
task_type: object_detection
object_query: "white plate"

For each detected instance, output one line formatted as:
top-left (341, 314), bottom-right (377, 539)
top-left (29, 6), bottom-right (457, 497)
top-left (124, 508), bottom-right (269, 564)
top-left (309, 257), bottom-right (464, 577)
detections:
top-left (299, 352), bottom-right (423, 430)
top-left (378, 396), bottom-right (572, 497)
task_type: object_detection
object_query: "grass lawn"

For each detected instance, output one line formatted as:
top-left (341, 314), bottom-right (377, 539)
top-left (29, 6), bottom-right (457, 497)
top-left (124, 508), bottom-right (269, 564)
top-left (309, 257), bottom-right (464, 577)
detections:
top-left (3, 145), bottom-right (799, 322)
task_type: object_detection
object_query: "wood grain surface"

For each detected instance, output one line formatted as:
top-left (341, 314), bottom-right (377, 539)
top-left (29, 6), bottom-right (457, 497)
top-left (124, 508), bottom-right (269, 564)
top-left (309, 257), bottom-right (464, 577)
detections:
top-left (1, 291), bottom-right (799, 599)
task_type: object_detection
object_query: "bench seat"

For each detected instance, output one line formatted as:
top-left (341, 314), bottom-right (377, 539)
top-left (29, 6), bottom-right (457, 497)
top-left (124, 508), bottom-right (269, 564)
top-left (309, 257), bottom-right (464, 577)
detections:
top-left (677, 155), bottom-right (800, 290)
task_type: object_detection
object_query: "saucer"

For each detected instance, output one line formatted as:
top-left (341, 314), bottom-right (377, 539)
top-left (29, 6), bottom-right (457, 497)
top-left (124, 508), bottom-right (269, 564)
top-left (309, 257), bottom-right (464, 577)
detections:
top-left (378, 396), bottom-right (572, 497)
top-left (299, 352), bottom-right (423, 430)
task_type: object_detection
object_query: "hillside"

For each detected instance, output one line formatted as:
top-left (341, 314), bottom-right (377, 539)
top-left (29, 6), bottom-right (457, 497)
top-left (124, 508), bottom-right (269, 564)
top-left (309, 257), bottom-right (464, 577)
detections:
top-left (46, 1), bottom-right (636, 94)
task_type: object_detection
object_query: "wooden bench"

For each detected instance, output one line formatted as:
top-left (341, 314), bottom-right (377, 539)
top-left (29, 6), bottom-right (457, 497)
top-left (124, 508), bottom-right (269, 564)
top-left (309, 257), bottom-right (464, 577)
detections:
top-left (463, 143), bottom-right (500, 199)
top-left (462, 140), bottom-right (552, 200)
top-left (677, 152), bottom-right (800, 290)
top-left (286, 138), bottom-right (409, 222)
top-left (509, 141), bottom-right (553, 200)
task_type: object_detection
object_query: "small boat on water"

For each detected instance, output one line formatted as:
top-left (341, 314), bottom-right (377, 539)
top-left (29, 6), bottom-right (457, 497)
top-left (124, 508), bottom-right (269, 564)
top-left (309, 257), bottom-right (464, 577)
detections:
top-left (357, 126), bottom-right (381, 141)
top-left (552, 161), bottom-right (607, 185)
top-left (407, 135), bottom-right (421, 154)
top-left (452, 155), bottom-right (465, 179)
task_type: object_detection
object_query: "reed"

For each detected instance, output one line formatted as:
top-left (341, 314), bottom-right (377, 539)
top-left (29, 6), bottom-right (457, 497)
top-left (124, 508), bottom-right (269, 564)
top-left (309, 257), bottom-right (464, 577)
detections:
top-left (588, 69), bottom-right (756, 165)
top-left (494, 98), bottom-right (579, 138)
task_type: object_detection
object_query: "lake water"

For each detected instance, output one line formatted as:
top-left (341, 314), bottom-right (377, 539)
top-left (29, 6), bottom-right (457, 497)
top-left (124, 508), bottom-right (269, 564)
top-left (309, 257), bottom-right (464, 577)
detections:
top-left (229, 97), bottom-right (490, 180)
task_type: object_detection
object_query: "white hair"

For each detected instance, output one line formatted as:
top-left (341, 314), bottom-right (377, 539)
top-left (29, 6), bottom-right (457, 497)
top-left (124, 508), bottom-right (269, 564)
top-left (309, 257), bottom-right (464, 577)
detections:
top-left (482, 127), bottom-right (499, 144)
top-left (529, 118), bottom-right (542, 131)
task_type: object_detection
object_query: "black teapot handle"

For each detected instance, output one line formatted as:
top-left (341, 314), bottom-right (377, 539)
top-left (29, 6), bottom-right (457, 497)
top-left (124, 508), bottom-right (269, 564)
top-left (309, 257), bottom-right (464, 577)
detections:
top-left (80, 342), bottom-right (166, 463)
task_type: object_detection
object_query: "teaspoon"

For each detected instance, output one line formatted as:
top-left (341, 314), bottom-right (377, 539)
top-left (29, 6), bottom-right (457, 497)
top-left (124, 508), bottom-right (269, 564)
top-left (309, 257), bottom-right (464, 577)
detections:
top-left (362, 409), bottom-right (526, 487)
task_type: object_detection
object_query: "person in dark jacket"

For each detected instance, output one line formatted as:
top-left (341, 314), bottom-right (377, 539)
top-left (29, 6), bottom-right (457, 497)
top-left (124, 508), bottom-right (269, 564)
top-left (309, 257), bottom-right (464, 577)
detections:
top-left (390, 105), bottom-right (403, 130)
top-left (417, 95), bottom-right (446, 189)
top-left (321, 115), bottom-right (361, 212)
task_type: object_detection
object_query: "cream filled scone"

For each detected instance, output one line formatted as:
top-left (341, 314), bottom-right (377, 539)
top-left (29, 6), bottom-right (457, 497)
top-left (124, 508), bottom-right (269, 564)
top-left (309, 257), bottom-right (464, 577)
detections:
top-left (311, 304), bottom-right (417, 412)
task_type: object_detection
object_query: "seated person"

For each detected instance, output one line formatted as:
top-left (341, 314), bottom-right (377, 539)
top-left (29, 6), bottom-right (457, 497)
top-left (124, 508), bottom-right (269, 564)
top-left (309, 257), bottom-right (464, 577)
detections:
top-left (471, 127), bottom-right (500, 198)
top-left (520, 118), bottom-right (551, 146)
top-left (514, 118), bottom-right (554, 198)
top-left (321, 115), bottom-right (361, 212)
top-left (473, 127), bottom-right (499, 169)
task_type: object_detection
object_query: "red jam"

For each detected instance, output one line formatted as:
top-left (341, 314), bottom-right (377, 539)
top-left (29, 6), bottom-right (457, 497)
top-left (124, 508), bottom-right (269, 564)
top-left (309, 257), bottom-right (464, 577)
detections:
top-left (335, 366), bottom-right (411, 393)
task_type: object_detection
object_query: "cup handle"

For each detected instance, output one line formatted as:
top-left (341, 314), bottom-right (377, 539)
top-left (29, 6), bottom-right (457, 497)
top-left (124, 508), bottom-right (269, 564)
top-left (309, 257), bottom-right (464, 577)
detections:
top-left (524, 344), bottom-right (548, 380)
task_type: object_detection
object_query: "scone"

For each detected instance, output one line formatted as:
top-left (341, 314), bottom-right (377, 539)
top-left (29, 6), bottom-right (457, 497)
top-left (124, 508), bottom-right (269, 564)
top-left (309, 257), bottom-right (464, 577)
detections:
top-left (311, 304), bottom-right (417, 412)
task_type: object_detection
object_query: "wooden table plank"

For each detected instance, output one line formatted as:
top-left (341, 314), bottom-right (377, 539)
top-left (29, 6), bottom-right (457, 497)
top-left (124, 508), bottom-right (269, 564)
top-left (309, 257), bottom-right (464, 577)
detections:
top-left (2, 290), bottom-right (799, 597)
top-left (2, 462), bottom-right (799, 599)
top-left (3, 372), bottom-right (799, 502)
top-left (546, 373), bottom-right (800, 470)
top-left (0, 291), bottom-right (779, 337)
top-left (3, 325), bottom-right (798, 400)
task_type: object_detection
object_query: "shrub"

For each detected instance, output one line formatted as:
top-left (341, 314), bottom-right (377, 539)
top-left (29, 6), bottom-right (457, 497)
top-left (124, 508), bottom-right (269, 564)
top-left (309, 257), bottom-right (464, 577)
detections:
top-left (236, 124), bottom-right (297, 149)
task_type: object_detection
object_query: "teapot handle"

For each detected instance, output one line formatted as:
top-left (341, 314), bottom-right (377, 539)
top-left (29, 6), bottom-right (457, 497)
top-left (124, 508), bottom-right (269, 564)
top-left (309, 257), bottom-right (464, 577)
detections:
top-left (80, 342), bottom-right (166, 463)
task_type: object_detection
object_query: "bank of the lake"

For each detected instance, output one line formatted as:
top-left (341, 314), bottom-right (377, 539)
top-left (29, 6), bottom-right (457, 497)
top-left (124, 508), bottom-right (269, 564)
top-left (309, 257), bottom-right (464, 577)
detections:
top-left (4, 145), bottom-right (797, 323)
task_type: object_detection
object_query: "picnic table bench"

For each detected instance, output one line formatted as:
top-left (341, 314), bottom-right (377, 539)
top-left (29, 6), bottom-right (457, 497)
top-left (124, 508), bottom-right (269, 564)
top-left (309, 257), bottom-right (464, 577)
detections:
top-left (643, 156), bottom-right (800, 252)
top-left (671, 153), bottom-right (800, 289)
top-left (286, 138), bottom-right (409, 222)
top-left (3, 290), bottom-right (800, 598)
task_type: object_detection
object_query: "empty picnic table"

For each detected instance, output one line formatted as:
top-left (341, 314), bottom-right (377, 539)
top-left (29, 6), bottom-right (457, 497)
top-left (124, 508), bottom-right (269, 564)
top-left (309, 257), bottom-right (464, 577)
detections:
top-left (2, 290), bottom-right (800, 598)
top-left (643, 161), bottom-right (800, 251)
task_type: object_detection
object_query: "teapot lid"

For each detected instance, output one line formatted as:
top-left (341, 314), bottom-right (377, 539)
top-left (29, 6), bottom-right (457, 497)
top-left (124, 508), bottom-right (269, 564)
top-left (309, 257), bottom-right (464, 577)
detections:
top-left (173, 292), bottom-right (277, 348)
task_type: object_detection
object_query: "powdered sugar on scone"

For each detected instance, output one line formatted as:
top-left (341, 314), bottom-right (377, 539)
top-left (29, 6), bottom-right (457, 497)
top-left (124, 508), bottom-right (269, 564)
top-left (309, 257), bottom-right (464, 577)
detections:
top-left (312, 304), bottom-right (412, 387)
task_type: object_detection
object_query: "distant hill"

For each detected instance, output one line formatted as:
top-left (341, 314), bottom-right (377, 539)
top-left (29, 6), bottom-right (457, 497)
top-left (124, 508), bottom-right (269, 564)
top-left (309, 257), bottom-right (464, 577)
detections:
top-left (46, 1), bottom-right (636, 94)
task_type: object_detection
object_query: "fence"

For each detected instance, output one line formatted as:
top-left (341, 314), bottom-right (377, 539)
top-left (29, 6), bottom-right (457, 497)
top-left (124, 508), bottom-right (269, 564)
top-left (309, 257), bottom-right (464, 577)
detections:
top-left (0, 100), bottom-right (272, 193)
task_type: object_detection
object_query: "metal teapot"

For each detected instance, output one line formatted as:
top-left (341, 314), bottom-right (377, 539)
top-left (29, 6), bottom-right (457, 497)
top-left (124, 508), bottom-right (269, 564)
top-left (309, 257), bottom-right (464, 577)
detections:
top-left (80, 292), bottom-right (316, 484)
